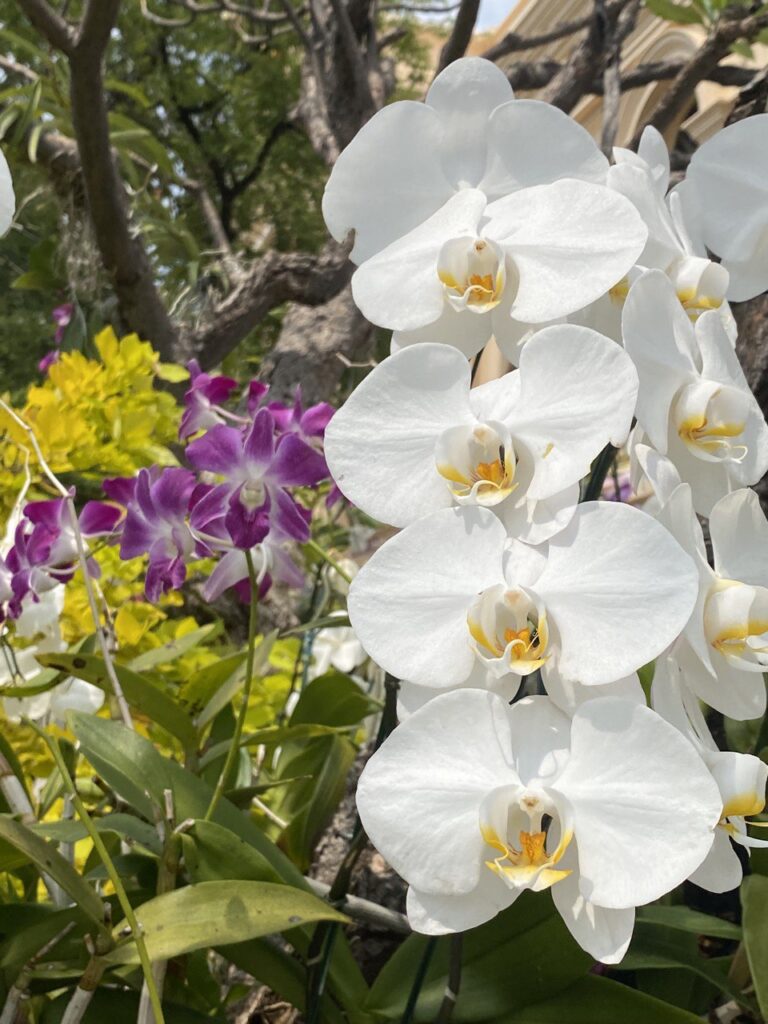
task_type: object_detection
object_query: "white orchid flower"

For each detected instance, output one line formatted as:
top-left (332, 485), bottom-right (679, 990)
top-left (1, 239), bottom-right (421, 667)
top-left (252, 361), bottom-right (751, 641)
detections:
top-left (685, 114), bottom-right (768, 302)
top-left (581, 126), bottom-right (735, 342)
top-left (652, 654), bottom-right (768, 893)
top-left (635, 444), bottom-right (768, 721)
top-left (325, 329), bottom-right (637, 544)
top-left (349, 181), bottom-right (646, 363)
top-left (0, 589), bottom-right (104, 725)
top-left (357, 690), bottom-right (721, 962)
top-left (0, 147), bottom-right (14, 237)
top-left (347, 502), bottom-right (698, 696)
top-left (623, 270), bottom-right (768, 516)
top-left (309, 613), bottom-right (367, 680)
top-left (323, 57), bottom-right (609, 267)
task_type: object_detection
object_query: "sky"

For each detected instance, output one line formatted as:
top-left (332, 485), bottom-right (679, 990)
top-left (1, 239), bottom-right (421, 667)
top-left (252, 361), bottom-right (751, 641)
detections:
top-left (476, 0), bottom-right (518, 31)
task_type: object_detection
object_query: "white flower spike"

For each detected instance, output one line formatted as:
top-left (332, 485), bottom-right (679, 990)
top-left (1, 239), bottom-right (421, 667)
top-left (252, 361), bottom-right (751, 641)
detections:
top-left (623, 269), bottom-right (768, 516)
top-left (652, 655), bottom-right (768, 893)
top-left (323, 57), bottom-right (609, 266)
top-left (685, 114), bottom-right (768, 302)
top-left (636, 444), bottom-right (768, 721)
top-left (357, 690), bottom-right (721, 962)
top-left (347, 502), bottom-right (698, 694)
top-left (325, 328), bottom-right (638, 544)
top-left (350, 180), bottom-right (646, 363)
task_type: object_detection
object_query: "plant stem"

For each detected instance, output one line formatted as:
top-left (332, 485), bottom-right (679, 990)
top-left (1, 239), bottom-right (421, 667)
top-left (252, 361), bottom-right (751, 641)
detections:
top-left (204, 550), bottom-right (259, 821)
top-left (306, 539), bottom-right (352, 584)
top-left (0, 399), bottom-right (133, 728)
top-left (31, 726), bottom-right (166, 1024)
top-left (434, 933), bottom-right (463, 1024)
top-left (581, 443), bottom-right (618, 503)
top-left (402, 937), bottom-right (438, 1024)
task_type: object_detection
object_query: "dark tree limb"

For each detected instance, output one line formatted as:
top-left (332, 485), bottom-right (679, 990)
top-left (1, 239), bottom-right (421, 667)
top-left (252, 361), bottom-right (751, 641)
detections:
top-left (178, 239), bottom-right (354, 367)
top-left (629, 7), bottom-right (768, 148)
top-left (436, 0), bottom-right (481, 74)
top-left (15, 0), bottom-right (74, 53)
top-left (480, 12), bottom-right (592, 63)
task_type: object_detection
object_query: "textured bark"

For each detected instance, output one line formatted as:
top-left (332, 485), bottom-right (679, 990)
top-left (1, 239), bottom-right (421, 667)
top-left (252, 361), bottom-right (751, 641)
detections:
top-left (261, 285), bottom-right (375, 405)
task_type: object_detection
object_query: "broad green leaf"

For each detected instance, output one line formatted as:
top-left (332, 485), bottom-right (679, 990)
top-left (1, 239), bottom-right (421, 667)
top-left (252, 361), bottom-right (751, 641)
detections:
top-left (637, 904), bottom-right (741, 940)
top-left (224, 937), bottom-right (349, 1024)
top-left (619, 921), bottom-right (752, 1011)
top-left (34, 813), bottom-right (162, 856)
top-left (128, 623), bottom-right (219, 671)
top-left (38, 652), bottom-right (197, 750)
top-left (743, 873), bottom-right (768, 1017)
top-left (199, 722), bottom-right (342, 770)
top-left (185, 652), bottom-right (247, 726)
top-left (41, 986), bottom-right (224, 1023)
top-left (70, 713), bottom-right (306, 887)
top-left (644, 0), bottom-right (703, 23)
top-left (194, 632), bottom-right (276, 730)
top-left (367, 893), bottom-right (591, 1021)
top-left (0, 905), bottom-right (89, 974)
top-left (181, 820), bottom-right (282, 885)
top-left (0, 816), bottom-right (105, 928)
top-left (290, 671), bottom-right (381, 728)
top-left (276, 734), bottom-right (357, 870)
top-left (0, 734), bottom-right (31, 807)
top-left (105, 881), bottom-right (348, 963)
top-left (491, 974), bottom-right (702, 1022)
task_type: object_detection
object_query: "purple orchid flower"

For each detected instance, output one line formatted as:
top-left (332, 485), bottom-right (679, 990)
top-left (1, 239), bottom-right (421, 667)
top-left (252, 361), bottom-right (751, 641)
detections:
top-left (246, 379), bottom-right (270, 417)
top-left (23, 497), bottom-right (121, 569)
top-left (52, 303), bottom-right (73, 344)
top-left (179, 359), bottom-right (238, 440)
top-left (119, 467), bottom-right (203, 601)
top-left (202, 518), bottom-right (306, 604)
top-left (6, 522), bottom-right (63, 617)
top-left (186, 408), bottom-right (327, 550)
top-left (38, 350), bottom-right (60, 374)
top-left (268, 387), bottom-right (334, 443)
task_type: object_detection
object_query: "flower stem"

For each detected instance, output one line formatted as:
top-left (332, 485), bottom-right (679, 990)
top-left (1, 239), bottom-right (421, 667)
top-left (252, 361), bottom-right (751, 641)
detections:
top-left (30, 725), bottom-right (166, 1024)
top-left (306, 539), bottom-right (352, 584)
top-left (204, 549), bottom-right (260, 822)
top-left (581, 443), bottom-right (618, 503)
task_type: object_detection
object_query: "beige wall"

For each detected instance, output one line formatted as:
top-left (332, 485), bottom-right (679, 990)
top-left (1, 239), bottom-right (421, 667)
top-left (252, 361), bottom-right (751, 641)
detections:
top-left (470, 1), bottom-right (767, 146)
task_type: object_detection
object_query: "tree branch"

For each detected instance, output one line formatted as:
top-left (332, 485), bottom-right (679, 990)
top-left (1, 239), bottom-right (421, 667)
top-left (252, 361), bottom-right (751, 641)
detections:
top-left (436, 0), bottom-right (480, 74)
top-left (480, 11), bottom-right (592, 62)
top-left (181, 239), bottom-right (354, 367)
top-left (15, 0), bottom-right (75, 54)
top-left (630, 7), bottom-right (768, 148)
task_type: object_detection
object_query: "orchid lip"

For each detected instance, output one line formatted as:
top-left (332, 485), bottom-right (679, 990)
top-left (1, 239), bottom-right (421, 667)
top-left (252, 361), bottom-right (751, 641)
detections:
top-left (435, 421), bottom-right (517, 508)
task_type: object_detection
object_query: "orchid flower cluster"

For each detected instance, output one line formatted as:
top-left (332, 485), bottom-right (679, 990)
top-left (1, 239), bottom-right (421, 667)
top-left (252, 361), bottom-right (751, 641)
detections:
top-left (103, 362), bottom-right (335, 604)
top-left (322, 58), bottom-right (768, 964)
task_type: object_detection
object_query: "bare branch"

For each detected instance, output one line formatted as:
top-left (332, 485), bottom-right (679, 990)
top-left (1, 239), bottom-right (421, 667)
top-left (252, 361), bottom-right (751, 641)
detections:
top-left (436, 0), bottom-right (480, 74)
top-left (181, 239), bottom-right (354, 367)
top-left (600, 0), bottom-right (640, 153)
top-left (0, 55), bottom-right (38, 81)
top-left (631, 7), bottom-right (768, 148)
top-left (15, 0), bottom-right (75, 53)
top-left (75, 0), bottom-right (122, 59)
top-left (480, 12), bottom-right (592, 62)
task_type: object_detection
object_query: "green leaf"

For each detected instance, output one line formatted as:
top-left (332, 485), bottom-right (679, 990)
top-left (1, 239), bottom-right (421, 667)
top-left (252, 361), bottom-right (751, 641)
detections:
top-left (644, 0), bottom-right (703, 23)
top-left (70, 713), bottom-right (307, 887)
top-left (0, 905), bottom-right (89, 974)
top-left (105, 881), bottom-right (348, 963)
top-left (181, 819), bottom-right (283, 885)
top-left (39, 652), bottom-right (197, 750)
top-left (194, 632), bottom-right (276, 730)
top-left (128, 623), bottom-right (219, 671)
top-left (619, 921), bottom-right (752, 1011)
top-left (200, 723), bottom-right (343, 770)
top-left (367, 893), bottom-right (591, 1021)
top-left (33, 813), bottom-right (162, 856)
top-left (41, 987), bottom-right (224, 1023)
top-left (290, 671), bottom-right (381, 728)
top-left (224, 937), bottom-right (348, 1024)
top-left (637, 904), bottom-right (742, 940)
top-left (743, 873), bottom-right (768, 1017)
top-left (276, 734), bottom-right (356, 870)
top-left (0, 816), bottom-right (105, 929)
top-left (490, 974), bottom-right (702, 1022)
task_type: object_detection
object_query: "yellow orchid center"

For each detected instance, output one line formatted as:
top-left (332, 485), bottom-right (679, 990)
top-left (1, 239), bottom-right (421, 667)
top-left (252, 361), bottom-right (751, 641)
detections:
top-left (467, 585), bottom-right (549, 676)
top-left (437, 236), bottom-right (506, 313)
top-left (672, 380), bottom-right (749, 464)
top-left (435, 422), bottom-right (517, 507)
